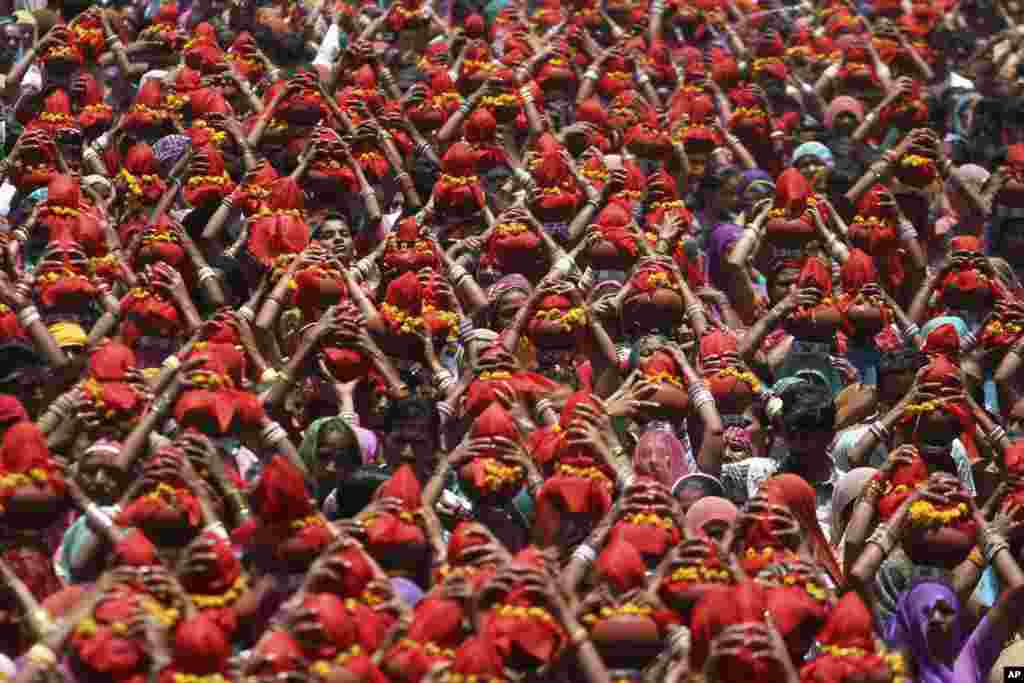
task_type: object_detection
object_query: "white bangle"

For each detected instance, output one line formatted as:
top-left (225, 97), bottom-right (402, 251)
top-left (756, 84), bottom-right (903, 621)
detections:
top-left (12, 228), bottom-right (27, 242)
top-left (162, 355), bottom-right (181, 370)
top-left (584, 68), bottom-right (599, 81)
top-left (572, 544), bottom-right (597, 565)
top-left (262, 421), bottom-right (287, 444)
top-left (668, 625), bottom-right (691, 653)
top-left (903, 323), bottom-right (920, 339)
top-left (27, 644), bottom-right (56, 670)
top-left (237, 306), bottom-right (255, 322)
top-left (204, 521), bottom-right (229, 539)
top-left (339, 411), bottom-right (360, 426)
top-left (198, 267), bottom-right (218, 283)
top-left (898, 221), bottom-right (918, 241)
top-left (17, 306), bottom-right (39, 328)
top-left (260, 368), bottom-right (282, 384)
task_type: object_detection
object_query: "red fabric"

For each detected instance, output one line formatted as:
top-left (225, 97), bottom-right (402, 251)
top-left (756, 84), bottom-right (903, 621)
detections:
top-left (171, 614), bottom-right (231, 675)
top-left (760, 475), bottom-right (842, 584)
top-left (595, 536), bottom-right (647, 592)
top-left (114, 529), bottom-right (159, 567)
top-left (0, 396), bottom-right (28, 427)
top-left (252, 455), bottom-right (314, 521)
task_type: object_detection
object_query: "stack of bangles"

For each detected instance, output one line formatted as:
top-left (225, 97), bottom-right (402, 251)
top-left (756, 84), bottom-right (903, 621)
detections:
top-left (688, 382), bottom-right (713, 410)
top-left (981, 524), bottom-right (1010, 563)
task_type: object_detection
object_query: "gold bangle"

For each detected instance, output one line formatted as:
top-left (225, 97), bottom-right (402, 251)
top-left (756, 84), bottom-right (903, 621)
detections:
top-left (967, 546), bottom-right (985, 569)
top-left (569, 625), bottom-right (589, 646)
top-left (27, 644), bottom-right (56, 669)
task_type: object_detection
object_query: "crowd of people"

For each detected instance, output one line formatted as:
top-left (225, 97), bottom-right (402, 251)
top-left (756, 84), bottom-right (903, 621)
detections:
top-left (2, 0), bottom-right (1024, 679)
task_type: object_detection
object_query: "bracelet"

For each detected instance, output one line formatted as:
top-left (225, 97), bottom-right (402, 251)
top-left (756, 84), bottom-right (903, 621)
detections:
top-left (198, 267), bottom-right (218, 283)
top-left (458, 103), bottom-right (472, 115)
top-left (339, 411), bottom-right (360, 426)
top-left (162, 355), bottom-right (181, 371)
top-left (967, 546), bottom-right (985, 569)
top-left (32, 609), bottom-right (55, 636)
top-left (12, 228), bottom-right (27, 242)
top-left (572, 543), bottom-right (597, 565)
top-left (686, 303), bottom-right (704, 319)
top-left (448, 264), bottom-right (467, 282)
top-left (982, 527), bottom-right (1010, 563)
top-left (898, 220), bottom-right (918, 241)
top-left (866, 523), bottom-right (895, 555)
top-left (204, 521), bottom-right (229, 539)
top-left (27, 644), bottom-right (56, 670)
top-left (536, 398), bottom-right (553, 415)
top-left (619, 472), bottom-right (635, 490)
top-left (457, 317), bottom-right (474, 339)
top-left (237, 306), bottom-right (255, 323)
top-left (262, 421), bottom-right (288, 445)
top-left (860, 479), bottom-right (885, 505)
top-left (636, 72), bottom-right (650, 85)
top-left (434, 369), bottom-right (455, 391)
top-left (584, 68), bottom-right (599, 81)
top-left (961, 331), bottom-right (977, 351)
top-left (416, 142), bottom-right (432, 158)
top-left (221, 195), bottom-right (234, 210)
top-left (260, 367), bottom-right (282, 384)
top-left (437, 402), bottom-right (453, 420)
top-left (555, 256), bottom-right (574, 273)
top-left (987, 425), bottom-right (1007, 445)
top-left (569, 625), bottom-right (590, 646)
top-left (868, 420), bottom-right (890, 443)
top-left (395, 171), bottom-right (411, 184)
top-left (668, 625), bottom-right (691, 654)
top-left (17, 306), bottom-right (39, 328)
top-left (902, 323), bottom-right (920, 339)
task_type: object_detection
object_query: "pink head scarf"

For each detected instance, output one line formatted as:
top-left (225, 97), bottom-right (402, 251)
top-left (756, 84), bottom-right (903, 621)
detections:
top-left (634, 425), bottom-right (691, 487)
top-left (825, 96), bottom-right (865, 130)
top-left (684, 496), bottom-right (739, 539)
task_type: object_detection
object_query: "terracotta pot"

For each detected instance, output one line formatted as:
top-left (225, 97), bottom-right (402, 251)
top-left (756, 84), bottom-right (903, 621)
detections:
top-left (587, 238), bottom-right (637, 271)
top-left (590, 615), bottom-right (662, 669)
top-left (903, 522), bottom-right (977, 570)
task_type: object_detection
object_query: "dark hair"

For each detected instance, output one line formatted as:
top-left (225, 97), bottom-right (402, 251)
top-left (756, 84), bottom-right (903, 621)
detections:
top-left (387, 397), bottom-right (440, 431)
top-left (879, 348), bottom-right (927, 377)
top-left (333, 466), bottom-right (393, 519)
top-left (672, 473), bottom-right (725, 499)
top-left (779, 382), bottom-right (836, 433)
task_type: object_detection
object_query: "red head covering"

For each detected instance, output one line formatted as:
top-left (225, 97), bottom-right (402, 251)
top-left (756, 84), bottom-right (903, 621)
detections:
top-left (0, 395), bottom-right (27, 429)
top-left (759, 475), bottom-right (842, 584)
top-left (797, 257), bottom-right (833, 296)
top-left (113, 528), bottom-right (159, 567)
top-left (247, 177), bottom-right (310, 266)
top-left (595, 536), bottom-right (647, 592)
top-left (170, 614), bottom-right (231, 675)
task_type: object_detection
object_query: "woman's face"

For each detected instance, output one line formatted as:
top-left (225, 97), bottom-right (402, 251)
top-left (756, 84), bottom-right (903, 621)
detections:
top-left (924, 597), bottom-right (958, 656)
top-left (383, 415), bottom-right (437, 475)
top-left (795, 155), bottom-right (828, 191)
top-left (715, 175), bottom-right (741, 214)
top-left (318, 425), bottom-right (358, 487)
top-left (833, 111), bottom-right (859, 135)
top-left (319, 219), bottom-right (354, 261)
top-left (495, 289), bottom-right (528, 329)
top-left (78, 451), bottom-right (129, 505)
top-left (768, 268), bottom-right (801, 305)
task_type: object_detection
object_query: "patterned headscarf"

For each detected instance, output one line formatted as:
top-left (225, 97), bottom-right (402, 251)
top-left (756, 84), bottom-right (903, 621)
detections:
top-left (153, 135), bottom-right (191, 169)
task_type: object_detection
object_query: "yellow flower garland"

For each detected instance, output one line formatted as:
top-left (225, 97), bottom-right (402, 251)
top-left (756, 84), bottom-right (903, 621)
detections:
top-left (581, 602), bottom-right (653, 625)
top-left (821, 644), bottom-right (868, 658)
top-left (479, 371), bottom-right (512, 381)
top-left (492, 604), bottom-right (555, 622)
top-left (173, 674), bottom-right (229, 683)
top-left (556, 463), bottom-right (610, 483)
top-left (495, 222), bottom-right (530, 237)
top-left (477, 458), bottom-right (523, 492)
top-left (531, 306), bottom-right (587, 332)
top-left (709, 366), bottom-right (761, 393)
top-left (189, 574), bottom-right (248, 610)
top-left (291, 514), bottom-right (327, 530)
top-left (908, 499), bottom-right (969, 529)
top-left (669, 564), bottom-right (731, 583)
top-left (622, 511), bottom-right (675, 530)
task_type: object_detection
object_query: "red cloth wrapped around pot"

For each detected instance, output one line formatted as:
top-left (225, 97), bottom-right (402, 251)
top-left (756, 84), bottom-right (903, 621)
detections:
top-left (459, 404), bottom-right (526, 501)
top-left (381, 218), bottom-right (440, 275)
top-left (622, 262), bottom-right (684, 331)
top-left (764, 169), bottom-right (815, 238)
top-left (997, 144), bottom-right (1024, 208)
top-left (184, 146), bottom-right (236, 208)
top-left (247, 177), bottom-right (310, 266)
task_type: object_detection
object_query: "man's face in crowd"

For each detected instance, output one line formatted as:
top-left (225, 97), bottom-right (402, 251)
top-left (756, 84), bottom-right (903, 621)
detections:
top-left (384, 414), bottom-right (438, 475)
